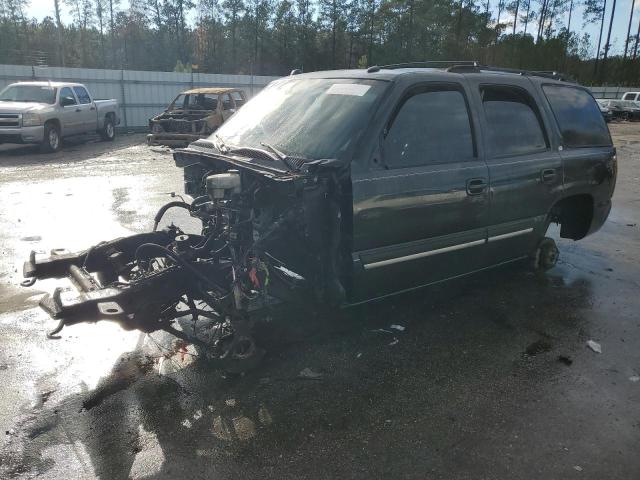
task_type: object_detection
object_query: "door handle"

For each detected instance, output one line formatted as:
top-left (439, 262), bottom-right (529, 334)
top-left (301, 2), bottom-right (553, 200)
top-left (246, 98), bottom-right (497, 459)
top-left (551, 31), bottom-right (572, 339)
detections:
top-left (75, 108), bottom-right (81, 113)
top-left (466, 178), bottom-right (488, 195)
top-left (541, 168), bottom-right (557, 183)
top-left (90, 106), bottom-right (95, 111)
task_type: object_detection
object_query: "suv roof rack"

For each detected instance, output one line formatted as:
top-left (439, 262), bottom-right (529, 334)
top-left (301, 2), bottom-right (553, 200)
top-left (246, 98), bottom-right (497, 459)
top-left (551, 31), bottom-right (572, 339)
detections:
top-left (368, 61), bottom-right (574, 83)
top-left (376, 61), bottom-right (480, 70)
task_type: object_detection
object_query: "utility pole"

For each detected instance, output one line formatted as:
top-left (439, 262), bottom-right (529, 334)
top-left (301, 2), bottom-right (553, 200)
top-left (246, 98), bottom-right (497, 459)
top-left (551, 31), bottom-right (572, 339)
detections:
top-left (634, 13), bottom-right (640, 59)
top-left (53, 0), bottom-right (65, 66)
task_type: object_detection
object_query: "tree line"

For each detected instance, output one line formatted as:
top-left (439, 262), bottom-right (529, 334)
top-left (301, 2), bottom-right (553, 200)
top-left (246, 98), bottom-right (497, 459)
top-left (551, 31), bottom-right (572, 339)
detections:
top-left (1, 0), bottom-right (639, 85)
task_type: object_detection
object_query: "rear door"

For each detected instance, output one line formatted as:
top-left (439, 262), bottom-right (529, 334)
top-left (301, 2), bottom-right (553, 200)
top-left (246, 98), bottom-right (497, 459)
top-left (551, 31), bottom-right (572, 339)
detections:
top-left (351, 81), bottom-right (490, 300)
top-left (466, 78), bottom-right (563, 265)
top-left (540, 84), bottom-right (615, 237)
top-left (72, 86), bottom-right (98, 133)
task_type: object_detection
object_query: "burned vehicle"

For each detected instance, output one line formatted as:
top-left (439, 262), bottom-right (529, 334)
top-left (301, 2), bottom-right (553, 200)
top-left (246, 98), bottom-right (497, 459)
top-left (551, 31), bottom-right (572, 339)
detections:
top-left (147, 88), bottom-right (246, 147)
top-left (23, 64), bottom-right (617, 372)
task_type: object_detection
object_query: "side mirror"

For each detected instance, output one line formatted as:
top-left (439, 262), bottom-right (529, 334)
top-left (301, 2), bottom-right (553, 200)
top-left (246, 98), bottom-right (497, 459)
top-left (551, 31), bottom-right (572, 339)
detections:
top-left (60, 96), bottom-right (75, 107)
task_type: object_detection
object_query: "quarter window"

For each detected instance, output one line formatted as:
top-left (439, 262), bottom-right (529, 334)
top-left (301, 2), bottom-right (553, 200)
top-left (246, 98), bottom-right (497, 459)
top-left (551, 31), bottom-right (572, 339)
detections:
top-left (384, 88), bottom-right (475, 168)
top-left (481, 85), bottom-right (547, 156)
top-left (73, 86), bottom-right (91, 104)
top-left (542, 85), bottom-right (612, 147)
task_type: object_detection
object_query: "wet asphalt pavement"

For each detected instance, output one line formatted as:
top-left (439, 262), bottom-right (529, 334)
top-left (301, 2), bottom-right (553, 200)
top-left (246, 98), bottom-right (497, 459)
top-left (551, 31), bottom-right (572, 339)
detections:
top-left (0, 128), bottom-right (639, 479)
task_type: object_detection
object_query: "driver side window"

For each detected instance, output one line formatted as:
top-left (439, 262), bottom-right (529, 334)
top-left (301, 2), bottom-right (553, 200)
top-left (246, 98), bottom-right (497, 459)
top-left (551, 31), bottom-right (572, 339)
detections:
top-left (384, 87), bottom-right (475, 169)
top-left (59, 87), bottom-right (77, 106)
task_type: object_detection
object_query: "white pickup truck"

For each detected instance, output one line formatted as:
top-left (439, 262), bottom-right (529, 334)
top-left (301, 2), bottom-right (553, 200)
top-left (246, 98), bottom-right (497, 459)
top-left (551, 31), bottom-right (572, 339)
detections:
top-left (0, 81), bottom-right (119, 152)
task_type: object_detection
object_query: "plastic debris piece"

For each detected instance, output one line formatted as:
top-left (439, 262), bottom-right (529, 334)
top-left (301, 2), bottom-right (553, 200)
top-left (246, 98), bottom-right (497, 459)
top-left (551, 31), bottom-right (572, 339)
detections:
top-left (388, 338), bottom-right (399, 346)
top-left (389, 324), bottom-right (405, 332)
top-left (573, 466), bottom-right (583, 472)
top-left (225, 398), bottom-right (237, 407)
top-left (586, 340), bottom-right (602, 354)
top-left (371, 328), bottom-right (393, 334)
top-left (356, 352), bottom-right (362, 359)
top-left (207, 405), bottom-right (215, 412)
top-left (193, 410), bottom-right (203, 420)
top-left (181, 419), bottom-right (192, 429)
top-left (5, 428), bottom-right (16, 435)
top-left (298, 367), bottom-right (323, 379)
top-left (629, 375), bottom-right (640, 383)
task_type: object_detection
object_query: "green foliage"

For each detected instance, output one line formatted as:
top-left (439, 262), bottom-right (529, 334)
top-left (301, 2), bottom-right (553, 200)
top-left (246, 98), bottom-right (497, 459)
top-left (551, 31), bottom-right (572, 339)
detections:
top-left (0, 0), bottom-right (637, 84)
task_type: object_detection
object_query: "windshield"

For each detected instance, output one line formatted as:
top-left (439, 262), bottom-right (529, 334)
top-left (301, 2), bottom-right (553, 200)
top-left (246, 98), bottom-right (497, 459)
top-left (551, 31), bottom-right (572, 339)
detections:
top-left (0, 84), bottom-right (57, 104)
top-left (211, 78), bottom-right (387, 161)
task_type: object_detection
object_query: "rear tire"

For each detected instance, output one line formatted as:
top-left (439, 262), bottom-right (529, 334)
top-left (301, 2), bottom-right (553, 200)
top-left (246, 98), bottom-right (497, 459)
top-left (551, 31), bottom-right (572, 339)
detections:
top-left (100, 117), bottom-right (116, 141)
top-left (40, 122), bottom-right (61, 153)
top-left (531, 237), bottom-right (559, 271)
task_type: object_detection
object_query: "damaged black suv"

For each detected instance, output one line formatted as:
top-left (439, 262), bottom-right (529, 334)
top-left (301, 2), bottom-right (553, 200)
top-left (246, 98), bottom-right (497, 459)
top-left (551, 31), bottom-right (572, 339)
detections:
top-left (23, 64), bottom-right (617, 371)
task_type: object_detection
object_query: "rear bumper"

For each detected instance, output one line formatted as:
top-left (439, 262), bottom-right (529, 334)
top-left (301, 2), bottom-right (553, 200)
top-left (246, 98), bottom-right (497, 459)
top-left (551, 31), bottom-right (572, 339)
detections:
top-left (0, 125), bottom-right (44, 144)
top-left (147, 133), bottom-right (204, 147)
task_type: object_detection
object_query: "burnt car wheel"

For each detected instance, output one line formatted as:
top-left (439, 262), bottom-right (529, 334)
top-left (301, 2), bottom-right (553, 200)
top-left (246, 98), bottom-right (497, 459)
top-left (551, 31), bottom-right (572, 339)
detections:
top-left (100, 117), bottom-right (116, 141)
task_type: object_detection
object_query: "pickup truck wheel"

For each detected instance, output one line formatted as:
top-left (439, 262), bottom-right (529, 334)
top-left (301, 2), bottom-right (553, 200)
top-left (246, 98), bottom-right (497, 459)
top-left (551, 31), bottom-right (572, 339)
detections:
top-left (41, 123), bottom-right (61, 153)
top-left (100, 117), bottom-right (116, 141)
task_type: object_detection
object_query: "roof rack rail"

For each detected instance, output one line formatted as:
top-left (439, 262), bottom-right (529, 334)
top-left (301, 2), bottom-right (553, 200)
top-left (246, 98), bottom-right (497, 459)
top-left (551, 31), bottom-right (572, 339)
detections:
top-left (376, 61), bottom-right (479, 70)
top-left (474, 65), bottom-right (575, 82)
top-left (371, 61), bottom-right (575, 83)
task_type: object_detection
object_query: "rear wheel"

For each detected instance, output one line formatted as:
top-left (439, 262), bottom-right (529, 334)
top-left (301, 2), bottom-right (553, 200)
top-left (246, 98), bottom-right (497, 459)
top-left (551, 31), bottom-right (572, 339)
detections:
top-left (40, 122), bottom-right (61, 153)
top-left (100, 117), bottom-right (116, 141)
top-left (531, 237), bottom-right (559, 271)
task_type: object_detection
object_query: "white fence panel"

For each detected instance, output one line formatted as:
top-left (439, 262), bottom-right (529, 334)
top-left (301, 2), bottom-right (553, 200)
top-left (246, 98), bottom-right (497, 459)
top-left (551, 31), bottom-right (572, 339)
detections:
top-left (0, 64), bottom-right (279, 129)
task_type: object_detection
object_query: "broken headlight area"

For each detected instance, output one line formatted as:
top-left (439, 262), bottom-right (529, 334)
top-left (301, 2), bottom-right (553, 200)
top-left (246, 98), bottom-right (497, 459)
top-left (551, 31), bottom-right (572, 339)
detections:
top-left (22, 149), bottom-right (350, 373)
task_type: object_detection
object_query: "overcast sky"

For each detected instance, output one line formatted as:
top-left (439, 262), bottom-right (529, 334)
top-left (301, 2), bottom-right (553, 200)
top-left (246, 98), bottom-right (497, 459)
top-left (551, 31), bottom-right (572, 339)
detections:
top-left (25, 0), bottom-right (640, 58)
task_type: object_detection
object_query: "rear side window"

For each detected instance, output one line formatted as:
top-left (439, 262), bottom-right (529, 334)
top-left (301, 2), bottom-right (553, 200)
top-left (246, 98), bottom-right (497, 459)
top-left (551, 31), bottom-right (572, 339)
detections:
top-left (384, 87), bottom-right (475, 168)
top-left (481, 85), bottom-right (547, 157)
top-left (222, 94), bottom-right (234, 110)
top-left (231, 91), bottom-right (245, 107)
top-left (542, 85), bottom-right (611, 147)
top-left (73, 86), bottom-right (91, 104)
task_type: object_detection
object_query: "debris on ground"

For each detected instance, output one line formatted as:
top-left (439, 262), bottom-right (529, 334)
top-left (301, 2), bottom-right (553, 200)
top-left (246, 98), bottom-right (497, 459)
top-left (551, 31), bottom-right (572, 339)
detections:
top-left (193, 410), bottom-right (203, 420)
top-left (389, 324), bottom-right (405, 332)
top-left (5, 428), bottom-right (16, 435)
top-left (629, 375), bottom-right (640, 383)
top-left (557, 355), bottom-right (573, 366)
top-left (40, 389), bottom-right (55, 404)
top-left (298, 367), bottom-right (323, 379)
top-left (356, 352), bottom-right (362, 358)
top-left (586, 340), bottom-right (602, 354)
top-left (181, 419), bottom-right (192, 429)
top-left (225, 398), bottom-right (237, 407)
top-left (371, 328), bottom-right (394, 334)
top-left (525, 339), bottom-right (552, 356)
top-left (388, 338), bottom-right (399, 346)
top-left (0, 364), bottom-right (8, 370)
top-left (573, 465), bottom-right (583, 472)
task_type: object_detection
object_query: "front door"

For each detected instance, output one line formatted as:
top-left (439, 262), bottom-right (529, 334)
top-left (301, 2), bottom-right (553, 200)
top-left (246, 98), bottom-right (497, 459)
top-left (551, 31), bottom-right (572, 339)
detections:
top-left (72, 86), bottom-right (98, 133)
top-left (59, 86), bottom-right (80, 135)
top-left (351, 82), bottom-right (490, 301)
